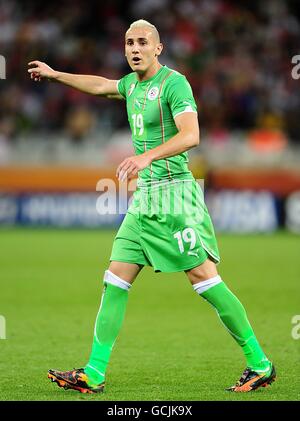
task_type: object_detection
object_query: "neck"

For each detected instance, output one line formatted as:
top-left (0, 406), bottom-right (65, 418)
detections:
top-left (137, 61), bottom-right (162, 82)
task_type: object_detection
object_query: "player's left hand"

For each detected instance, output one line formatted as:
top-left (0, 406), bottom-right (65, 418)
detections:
top-left (116, 154), bottom-right (152, 181)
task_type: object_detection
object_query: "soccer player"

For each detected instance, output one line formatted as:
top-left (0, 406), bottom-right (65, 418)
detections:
top-left (28, 19), bottom-right (276, 394)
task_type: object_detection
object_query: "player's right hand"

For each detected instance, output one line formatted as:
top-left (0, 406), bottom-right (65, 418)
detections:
top-left (27, 60), bottom-right (57, 82)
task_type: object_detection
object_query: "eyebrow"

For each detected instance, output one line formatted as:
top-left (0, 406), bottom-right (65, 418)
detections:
top-left (126, 37), bottom-right (148, 42)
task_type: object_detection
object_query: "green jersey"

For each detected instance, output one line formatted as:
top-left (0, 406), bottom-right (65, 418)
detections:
top-left (117, 65), bottom-right (197, 183)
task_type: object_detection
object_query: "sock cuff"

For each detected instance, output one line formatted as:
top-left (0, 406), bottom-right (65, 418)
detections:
top-left (193, 275), bottom-right (222, 295)
top-left (104, 270), bottom-right (132, 291)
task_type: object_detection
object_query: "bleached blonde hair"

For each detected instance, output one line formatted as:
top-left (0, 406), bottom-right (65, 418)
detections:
top-left (126, 19), bottom-right (160, 42)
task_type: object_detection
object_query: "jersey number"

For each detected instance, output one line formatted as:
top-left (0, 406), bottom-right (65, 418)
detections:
top-left (174, 228), bottom-right (197, 254)
top-left (132, 113), bottom-right (144, 136)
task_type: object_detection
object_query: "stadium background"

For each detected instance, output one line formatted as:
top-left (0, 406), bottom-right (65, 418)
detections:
top-left (0, 0), bottom-right (299, 401)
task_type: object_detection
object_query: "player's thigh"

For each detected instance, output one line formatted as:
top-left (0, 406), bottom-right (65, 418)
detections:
top-left (185, 257), bottom-right (218, 285)
top-left (108, 261), bottom-right (143, 284)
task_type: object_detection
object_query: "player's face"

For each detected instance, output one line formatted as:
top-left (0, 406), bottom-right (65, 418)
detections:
top-left (125, 27), bottom-right (162, 74)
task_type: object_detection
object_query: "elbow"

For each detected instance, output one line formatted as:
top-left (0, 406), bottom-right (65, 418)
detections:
top-left (178, 127), bottom-right (199, 149)
top-left (93, 86), bottom-right (104, 96)
top-left (187, 133), bottom-right (199, 148)
top-left (193, 134), bottom-right (200, 146)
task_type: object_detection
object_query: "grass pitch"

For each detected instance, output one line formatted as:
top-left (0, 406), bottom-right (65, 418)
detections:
top-left (0, 228), bottom-right (299, 401)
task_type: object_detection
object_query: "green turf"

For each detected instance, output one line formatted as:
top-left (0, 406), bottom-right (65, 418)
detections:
top-left (0, 228), bottom-right (299, 401)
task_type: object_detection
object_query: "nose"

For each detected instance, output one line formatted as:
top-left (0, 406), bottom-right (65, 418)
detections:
top-left (132, 43), bottom-right (140, 54)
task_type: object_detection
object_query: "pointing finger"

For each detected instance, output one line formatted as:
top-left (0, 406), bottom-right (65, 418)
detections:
top-left (28, 61), bottom-right (39, 67)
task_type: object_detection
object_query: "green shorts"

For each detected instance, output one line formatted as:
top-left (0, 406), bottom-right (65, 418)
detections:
top-left (110, 179), bottom-right (220, 272)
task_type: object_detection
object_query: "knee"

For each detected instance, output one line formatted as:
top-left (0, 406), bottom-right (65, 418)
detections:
top-left (186, 258), bottom-right (218, 285)
top-left (107, 261), bottom-right (142, 284)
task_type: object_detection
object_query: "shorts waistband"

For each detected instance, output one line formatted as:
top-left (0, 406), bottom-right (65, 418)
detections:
top-left (137, 178), bottom-right (194, 190)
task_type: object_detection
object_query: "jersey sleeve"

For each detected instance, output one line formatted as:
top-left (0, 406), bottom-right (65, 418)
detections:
top-left (166, 75), bottom-right (197, 119)
top-left (117, 77), bottom-right (126, 99)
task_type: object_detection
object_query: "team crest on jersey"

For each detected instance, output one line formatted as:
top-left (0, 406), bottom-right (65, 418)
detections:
top-left (147, 86), bottom-right (159, 100)
top-left (128, 83), bottom-right (135, 97)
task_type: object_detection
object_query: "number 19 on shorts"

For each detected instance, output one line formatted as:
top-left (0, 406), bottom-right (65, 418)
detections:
top-left (174, 228), bottom-right (197, 256)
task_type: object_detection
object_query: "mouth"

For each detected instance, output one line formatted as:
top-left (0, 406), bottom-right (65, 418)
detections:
top-left (132, 57), bottom-right (142, 65)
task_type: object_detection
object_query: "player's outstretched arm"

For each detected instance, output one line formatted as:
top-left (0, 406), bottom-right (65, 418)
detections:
top-left (27, 60), bottom-right (121, 98)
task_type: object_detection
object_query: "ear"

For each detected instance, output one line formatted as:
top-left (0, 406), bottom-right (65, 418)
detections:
top-left (155, 43), bottom-right (163, 57)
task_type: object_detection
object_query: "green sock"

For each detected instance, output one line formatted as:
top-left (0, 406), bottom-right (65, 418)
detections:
top-left (85, 276), bottom-right (130, 385)
top-left (197, 279), bottom-right (270, 372)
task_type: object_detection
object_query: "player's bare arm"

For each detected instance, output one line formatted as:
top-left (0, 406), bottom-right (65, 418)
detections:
top-left (116, 112), bottom-right (199, 181)
top-left (27, 60), bottom-right (122, 98)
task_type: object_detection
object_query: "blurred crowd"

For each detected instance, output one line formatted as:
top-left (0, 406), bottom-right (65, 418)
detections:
top-left (0, 0), bottom-right (300, 149)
